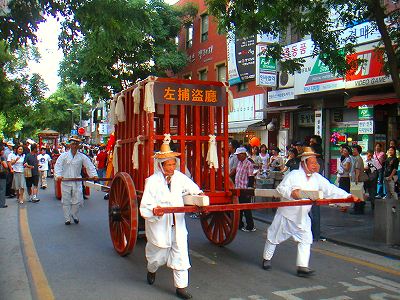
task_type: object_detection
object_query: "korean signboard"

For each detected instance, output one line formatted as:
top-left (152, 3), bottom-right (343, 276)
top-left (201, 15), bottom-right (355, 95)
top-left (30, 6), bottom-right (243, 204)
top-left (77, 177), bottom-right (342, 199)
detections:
top-left (298, 112), bottom-right (315, 127)
top-left (345, 42), bottom-right (392, 89)
top-left (227, 33), bottom-right (256, 85)
top-left (228, 94), bottom-right (264, 123)
top-left (358, 120), bottom-right (374, 135)
top-left (268, 88), bottom-right (295, 103)
top-left (295, 55), bottom-right (344, 95)
top-left (256, 44), bottom-right (277, 87)
top-left (154, 82), bottom-right (226, 107)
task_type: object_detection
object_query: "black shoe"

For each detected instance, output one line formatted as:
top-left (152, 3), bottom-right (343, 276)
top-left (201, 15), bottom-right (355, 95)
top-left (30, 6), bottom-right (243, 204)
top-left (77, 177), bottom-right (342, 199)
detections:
top-left (104, 193), bottom-right (109, 200)
top-left (65, 221), bottom-right (71, 225)
top-left (32, 199), bottom-right (40, 203)
top-left (73, 218), bottom-right (79, 224)
top-left (176, 288), bottom-right (192, 299)
top-left (147, 271), bottom-right (156, 285)
top-left (1, 205), bottom-right (8, 208)
top-left (83, 196), bottom-right (88, 200)
top-left (262, 259), bottom-right (271, 270)
top-left (297, 267), bottom-right (315, 278)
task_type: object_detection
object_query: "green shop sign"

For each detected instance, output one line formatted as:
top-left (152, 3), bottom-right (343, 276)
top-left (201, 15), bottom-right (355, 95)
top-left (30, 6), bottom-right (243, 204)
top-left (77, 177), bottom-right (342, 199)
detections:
top-left (358, 105), bottom-right (373, 120)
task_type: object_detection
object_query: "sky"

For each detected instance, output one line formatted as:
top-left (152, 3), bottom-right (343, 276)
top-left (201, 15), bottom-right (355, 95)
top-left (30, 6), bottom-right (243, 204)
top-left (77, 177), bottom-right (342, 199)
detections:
top-left (29, 0), bottom-right (178, 97)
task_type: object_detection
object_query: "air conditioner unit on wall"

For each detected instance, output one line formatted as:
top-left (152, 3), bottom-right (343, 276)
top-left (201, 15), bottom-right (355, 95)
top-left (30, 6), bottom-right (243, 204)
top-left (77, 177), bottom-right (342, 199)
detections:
top-left (278, 71), bottom-right (295, 89)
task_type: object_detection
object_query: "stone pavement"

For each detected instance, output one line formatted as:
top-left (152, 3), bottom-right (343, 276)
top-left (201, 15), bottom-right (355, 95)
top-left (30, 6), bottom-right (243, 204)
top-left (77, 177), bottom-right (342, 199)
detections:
top-left (0, 198), bottom-right (32, 300)
top-left (253, 200), bottom-right (400, 260)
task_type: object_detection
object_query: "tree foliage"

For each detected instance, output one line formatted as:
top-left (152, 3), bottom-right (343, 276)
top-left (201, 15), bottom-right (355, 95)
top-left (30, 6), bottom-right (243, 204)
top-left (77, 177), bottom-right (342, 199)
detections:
top-left (207, 0), bottom-right (400, 97)
top-left (58, 0), bottom-right (189, 100)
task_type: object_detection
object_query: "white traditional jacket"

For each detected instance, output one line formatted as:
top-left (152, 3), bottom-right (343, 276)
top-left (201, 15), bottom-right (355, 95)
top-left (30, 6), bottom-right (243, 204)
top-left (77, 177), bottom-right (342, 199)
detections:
top-left (276, 167), bottom-right (350, 229)
top-left (140, 170), bottom-right (202, 249)
top-left (54, 150), bottom-right (97, 203)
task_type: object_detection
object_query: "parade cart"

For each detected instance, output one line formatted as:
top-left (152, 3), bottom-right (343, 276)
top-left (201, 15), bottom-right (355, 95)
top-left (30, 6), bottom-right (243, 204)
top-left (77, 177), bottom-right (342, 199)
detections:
top-left (89, 76), bottom-right (358, 257)
top-left (38, 129), bottom-right (59, 150)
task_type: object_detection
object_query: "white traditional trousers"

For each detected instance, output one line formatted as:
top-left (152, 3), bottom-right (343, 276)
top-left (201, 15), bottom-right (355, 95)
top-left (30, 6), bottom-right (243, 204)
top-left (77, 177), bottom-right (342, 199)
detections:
top-left (61, 184), bottom-right (82, 222)
top-left (145, 228), bottom-right (190, 288)
top-left (263, 213), bottom-right (313, 268)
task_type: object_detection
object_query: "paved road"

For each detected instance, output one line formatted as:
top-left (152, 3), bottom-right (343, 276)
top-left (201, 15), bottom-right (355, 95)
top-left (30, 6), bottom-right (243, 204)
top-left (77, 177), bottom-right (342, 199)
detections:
top-left (10, 179), bottom-right (400, 299)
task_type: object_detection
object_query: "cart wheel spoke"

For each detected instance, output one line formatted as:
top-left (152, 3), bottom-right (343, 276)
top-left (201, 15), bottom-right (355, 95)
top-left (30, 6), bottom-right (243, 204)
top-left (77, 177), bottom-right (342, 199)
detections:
top-left (109, 172), bottom-right (138, 256)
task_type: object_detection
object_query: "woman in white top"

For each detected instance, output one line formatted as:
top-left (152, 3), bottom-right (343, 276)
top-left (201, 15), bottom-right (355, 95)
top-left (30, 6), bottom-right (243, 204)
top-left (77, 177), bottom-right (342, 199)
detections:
top-left (8, 145), bottom-right (26, 204)
top-left (259, 144), bottom-right (269, 172)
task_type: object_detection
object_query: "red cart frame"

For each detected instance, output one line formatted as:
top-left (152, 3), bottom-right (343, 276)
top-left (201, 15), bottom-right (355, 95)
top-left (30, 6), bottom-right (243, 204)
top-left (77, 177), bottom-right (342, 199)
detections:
top-left (107, 77), bottom-right (357, 256)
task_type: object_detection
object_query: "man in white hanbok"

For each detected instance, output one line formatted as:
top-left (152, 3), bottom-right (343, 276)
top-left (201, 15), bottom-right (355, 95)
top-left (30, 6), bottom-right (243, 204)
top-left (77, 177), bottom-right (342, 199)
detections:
top-left (262, 147), bottom-right (357, 277)
top-left (54, 137), bottom-right (97, 225)
top-left (140, 139), bottom-right (203, 300)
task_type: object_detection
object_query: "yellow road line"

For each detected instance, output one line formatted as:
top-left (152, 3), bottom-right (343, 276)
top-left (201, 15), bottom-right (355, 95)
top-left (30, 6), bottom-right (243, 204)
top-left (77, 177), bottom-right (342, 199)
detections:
top-left (313, 247), bottom-right (400, 276)
top-left (19, 206), bottom-right (55, 300)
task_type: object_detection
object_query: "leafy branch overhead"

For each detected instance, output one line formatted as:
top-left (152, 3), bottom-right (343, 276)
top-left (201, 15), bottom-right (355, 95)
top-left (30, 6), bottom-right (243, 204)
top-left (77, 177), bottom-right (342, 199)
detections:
top-left (58, 0), bottom-right (189, 100)
top-left (206, 0), bottom-right (400, 97)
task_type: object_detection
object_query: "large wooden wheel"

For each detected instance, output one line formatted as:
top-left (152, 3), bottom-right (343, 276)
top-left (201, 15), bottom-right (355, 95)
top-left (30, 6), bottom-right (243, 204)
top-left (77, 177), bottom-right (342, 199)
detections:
top-left (109, 172), bottom-right (138, 256)
top-left (200, 180), bottom-right (240, 246)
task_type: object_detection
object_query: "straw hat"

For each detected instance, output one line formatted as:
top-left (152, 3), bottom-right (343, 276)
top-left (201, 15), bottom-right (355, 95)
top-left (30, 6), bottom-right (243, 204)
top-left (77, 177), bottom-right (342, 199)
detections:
top-left (68, 136), bottom-right (82, 143)
top-left (298, 146), bottom-right (320, 159)
top-left (153, 141), bottom-right (181, 159)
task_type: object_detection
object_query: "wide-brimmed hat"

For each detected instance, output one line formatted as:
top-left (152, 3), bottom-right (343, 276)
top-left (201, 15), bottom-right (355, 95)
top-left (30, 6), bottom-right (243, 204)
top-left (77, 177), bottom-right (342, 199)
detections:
top-left (298, 146), bottom-right (320, 159)
top-left (153, 142), bottom-right (181, 159)
top-left (6, 141), bottom-right (14, 146)
top-left (68, 136), bottom-right (82, 143)
top-left (234, 147), bottom-right (247, 155)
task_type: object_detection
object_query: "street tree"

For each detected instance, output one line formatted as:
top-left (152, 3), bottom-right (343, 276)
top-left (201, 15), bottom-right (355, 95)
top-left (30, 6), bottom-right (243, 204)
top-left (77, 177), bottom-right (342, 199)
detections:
top-left (58, 0), bottom-right (193, 100)
top-left (207, 0), bottom-right (400, 97)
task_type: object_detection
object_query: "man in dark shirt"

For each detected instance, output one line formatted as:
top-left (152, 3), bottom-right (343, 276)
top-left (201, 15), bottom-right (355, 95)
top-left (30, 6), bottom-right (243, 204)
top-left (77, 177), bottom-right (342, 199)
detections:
top-left (24, 144), bottom-right (40, 203)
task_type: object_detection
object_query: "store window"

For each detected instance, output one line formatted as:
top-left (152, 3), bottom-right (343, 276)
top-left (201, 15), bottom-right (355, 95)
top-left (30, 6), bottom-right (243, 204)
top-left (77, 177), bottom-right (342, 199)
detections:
top-left (200, 14), bottom-right (209, 42)
top-left (198, 69), bottom-right (207, 80)
top-left (216, 64), bottom-right (226, 82)
top-left (183, 73), bottom-right (192, 80)
top-left (186, 24), bottom-right (193, 49)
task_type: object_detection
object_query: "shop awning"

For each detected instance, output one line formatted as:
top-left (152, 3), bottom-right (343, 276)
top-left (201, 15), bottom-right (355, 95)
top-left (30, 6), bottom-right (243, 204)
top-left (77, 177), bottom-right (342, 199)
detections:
top-left (347, 93), bottom-right (400, 108)
top-left (255, 105), bottom-right (305, 113)
top-left (228, 120), bottom-right (263, 133)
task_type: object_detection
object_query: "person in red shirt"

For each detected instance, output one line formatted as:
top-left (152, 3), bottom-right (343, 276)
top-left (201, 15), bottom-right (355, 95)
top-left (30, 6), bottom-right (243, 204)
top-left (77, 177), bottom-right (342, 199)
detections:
top-left (96, 146), bottom-right (108, 184)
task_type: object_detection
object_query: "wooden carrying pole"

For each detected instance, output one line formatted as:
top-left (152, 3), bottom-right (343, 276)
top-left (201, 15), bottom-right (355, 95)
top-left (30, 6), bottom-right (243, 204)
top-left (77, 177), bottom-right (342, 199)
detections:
top-left (153, 197), bottom-right (359, 216)
top-left (60, 178), bottom-right (113, 182)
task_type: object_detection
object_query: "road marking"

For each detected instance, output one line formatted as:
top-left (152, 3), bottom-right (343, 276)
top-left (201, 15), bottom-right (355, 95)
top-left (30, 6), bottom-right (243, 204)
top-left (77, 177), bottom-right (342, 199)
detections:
top-left (19, 206), bottom-right (55, 300)
top-left (365, 276), bottom-right (400, 289)
top-left (370, 293), bottom-right (400, 300)
top-left (272, 285), bottom-right (326, 300)
top-left (189, 249), bottom-right (216, 265)
top-left (339, 281), bottom-right (374, 292)
top-left (313, 248), bottom-right (400, 276)
top-left (320, 297), bottom-right (352, 300)
top-left (356, 276), bottom-right (400, 294)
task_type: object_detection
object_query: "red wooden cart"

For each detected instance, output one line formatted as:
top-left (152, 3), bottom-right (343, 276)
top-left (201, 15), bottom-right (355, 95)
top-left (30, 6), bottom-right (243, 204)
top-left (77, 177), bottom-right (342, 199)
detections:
top-left (106, 77), bottom-right (357, 256)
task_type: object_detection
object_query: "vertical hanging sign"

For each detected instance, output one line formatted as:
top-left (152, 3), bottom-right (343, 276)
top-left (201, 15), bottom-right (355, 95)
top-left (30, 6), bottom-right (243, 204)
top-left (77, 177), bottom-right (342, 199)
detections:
top-left (314, 110), bottom-right (323, 136)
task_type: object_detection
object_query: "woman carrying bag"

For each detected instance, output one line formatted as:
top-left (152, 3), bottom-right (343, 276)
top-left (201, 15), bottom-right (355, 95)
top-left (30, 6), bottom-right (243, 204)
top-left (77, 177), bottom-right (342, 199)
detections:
top-left (8, 145), bottom-right (26, 204)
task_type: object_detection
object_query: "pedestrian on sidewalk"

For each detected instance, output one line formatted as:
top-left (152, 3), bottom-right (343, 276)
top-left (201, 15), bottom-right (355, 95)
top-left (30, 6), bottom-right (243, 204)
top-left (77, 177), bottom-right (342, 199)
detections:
top-left (24, 144), bottom-right (40, 203)
top-left (37, 146), bottom-right (51, 189)
top-left (4, 141), bottom-right (15, 198)
top-left (54, 136), bottom-right (98, 225)
top-left (364, 150), bottom-right (379, 209)
top-left (351, 144), bottom-right (366, 214)
top-left (140, 138), bottom-right (203, 299)
top-left (262, 147), bottom-right (357, 277)
top-left (8, 145), bottom-right (26, 204)
top-left (374, 143), bottom-right (386, 198)
top-left (0, 146), bottom-right (8, 208)
top-left (383, 146), bottom-right (399, 201)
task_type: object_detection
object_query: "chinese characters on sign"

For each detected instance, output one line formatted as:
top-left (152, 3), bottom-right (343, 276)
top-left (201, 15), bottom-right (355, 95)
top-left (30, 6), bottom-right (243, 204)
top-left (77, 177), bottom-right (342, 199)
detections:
top-left (154, 82), bottom-right (225, 107)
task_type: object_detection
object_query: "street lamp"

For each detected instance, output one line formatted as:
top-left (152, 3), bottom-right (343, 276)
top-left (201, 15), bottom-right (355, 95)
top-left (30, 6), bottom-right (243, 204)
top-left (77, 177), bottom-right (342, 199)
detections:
top-left (66, 108), bottom-right (74, 130)
top-left (73, 103), bottom-right (83, 128)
